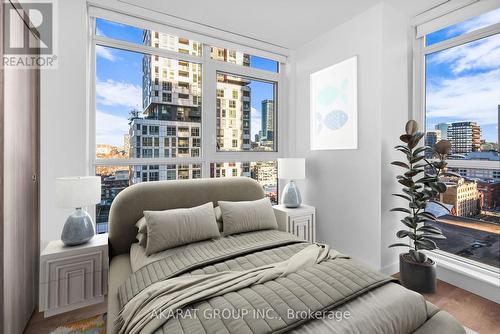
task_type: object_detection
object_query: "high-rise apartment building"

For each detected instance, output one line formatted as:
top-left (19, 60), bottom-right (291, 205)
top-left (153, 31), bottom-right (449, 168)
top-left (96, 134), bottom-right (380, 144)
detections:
top-left (435, 123), bottom-right (450, 140)
top-left (216, 73), bottom-right (251, 151)
top-left (447, 121), bottom-right (481, 154)
top-left (129, 31), bottom-right (253, 183)
top-left (425, 130), bottom-right (441, 157)
top-left (261, 99), bottom-right (274, 141)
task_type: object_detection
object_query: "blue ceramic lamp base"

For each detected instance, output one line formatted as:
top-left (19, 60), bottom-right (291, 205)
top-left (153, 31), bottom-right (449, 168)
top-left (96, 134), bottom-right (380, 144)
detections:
top-left (61, 208), bottom-right (95, 246)
top-left (282, 180), bottom-right (302, 208)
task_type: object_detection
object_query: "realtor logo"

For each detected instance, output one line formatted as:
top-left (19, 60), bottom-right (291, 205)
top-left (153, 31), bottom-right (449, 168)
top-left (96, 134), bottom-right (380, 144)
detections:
top-left (2, 0), bottom-right (57, 68)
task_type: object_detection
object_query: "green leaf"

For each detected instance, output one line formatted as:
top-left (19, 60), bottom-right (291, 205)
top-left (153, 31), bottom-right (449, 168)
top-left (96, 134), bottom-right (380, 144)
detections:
top-left (400, 134), bottom-right (412, 143)
top-left (389, 243), bottom-right (412, 248)
top-left (413, 163), bottom-right (429, 169)
top-left (398, 179), bottom-right (414, 187)
top-left (420, 234), bottom-right (446, 240)
top-left (408, 132), bottom-right (424, 149)
top-left (418, 225), bottom-right (442, 234)
top-left (394, 145), bottom-right (411, 154)
top-left (415, 239), bottom-right (437, 250)
top-left (417, 212), bottom-right (437, 221)
top-left (405, 120), bottom-right (418, 135)
top-left (396, 230), bottom-right (410, 238)
top-left (391, 161), bottom-right (410, 169)
top-left (404, 169), bottom-right (424, 178)
top-left (401, 218), bottom-right (417, 229)
top-left (390, 208), bottom-right (412, 214)
top-left (410, 155), bottom-right (425, 164)
top-left (436, 182), bottom-right (447, 193)
top-left (392, 193), bottom-right (411, 201)
top-left (413, 146), bottom-right (430, 156)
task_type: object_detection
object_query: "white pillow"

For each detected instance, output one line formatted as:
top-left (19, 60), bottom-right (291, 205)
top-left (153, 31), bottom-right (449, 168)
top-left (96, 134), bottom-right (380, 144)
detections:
top-left (144, 202), bottom-right (220, 255)
top-left (218, 198), bottom-right (278, 236)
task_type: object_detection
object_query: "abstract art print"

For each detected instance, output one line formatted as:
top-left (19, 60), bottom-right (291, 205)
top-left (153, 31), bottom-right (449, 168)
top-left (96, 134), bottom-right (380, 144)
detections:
top-left (310, 56), bottom-right (358, 150)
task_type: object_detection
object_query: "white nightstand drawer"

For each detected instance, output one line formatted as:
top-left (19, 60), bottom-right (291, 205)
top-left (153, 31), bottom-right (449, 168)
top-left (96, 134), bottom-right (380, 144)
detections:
top-left (39, 234), bottom-right (108, 317)
top-left (40, 270), bottom-right (107, 311)
top-left (289, 214), bottom-right (314, 242)
top-left (273, 204), bottom-right (316, 243)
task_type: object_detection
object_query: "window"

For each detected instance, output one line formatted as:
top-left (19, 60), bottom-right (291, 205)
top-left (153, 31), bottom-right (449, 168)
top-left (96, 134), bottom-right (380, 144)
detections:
top-left (210, 46), bottom-right (279, 72)
top-left (210, 161), bottom-right (278, 204)
top-left (416, 7), bottom-right (500, 270)
top-left (96, 18), bottom-right (202, 56)
top-left (92, 16), bottom-right (283, 230)
top-left (216, 73), bottom-right (276, 152)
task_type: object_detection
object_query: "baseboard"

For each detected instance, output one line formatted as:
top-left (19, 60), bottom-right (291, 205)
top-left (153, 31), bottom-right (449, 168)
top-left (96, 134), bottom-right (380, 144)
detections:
top-left (381, 261), bottom-right (399, 275)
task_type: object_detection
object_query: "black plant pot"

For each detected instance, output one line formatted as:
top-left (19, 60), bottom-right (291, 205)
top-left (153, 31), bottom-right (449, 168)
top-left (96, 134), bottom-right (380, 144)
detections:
top-left (399, 253), bottom-right (436, 293)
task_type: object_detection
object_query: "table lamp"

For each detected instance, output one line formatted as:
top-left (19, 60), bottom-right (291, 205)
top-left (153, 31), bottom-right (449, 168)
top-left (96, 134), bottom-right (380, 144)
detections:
top-left (277, 158), bottom-right (305, 208)
top-left (56, 176), bottom-right (101, 246)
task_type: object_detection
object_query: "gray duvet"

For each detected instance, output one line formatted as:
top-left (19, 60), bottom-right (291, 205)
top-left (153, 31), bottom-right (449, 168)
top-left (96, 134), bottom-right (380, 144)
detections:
top-left (115, 230), bottom-right (462, 334)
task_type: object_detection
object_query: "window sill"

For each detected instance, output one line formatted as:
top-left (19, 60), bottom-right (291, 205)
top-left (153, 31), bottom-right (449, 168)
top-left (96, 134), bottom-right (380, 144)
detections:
top-left (424, 250), bottom-right (500, 303)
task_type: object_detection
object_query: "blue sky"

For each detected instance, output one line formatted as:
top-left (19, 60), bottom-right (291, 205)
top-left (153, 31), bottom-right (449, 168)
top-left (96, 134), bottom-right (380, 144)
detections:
top-left (95, 19), bottom-right (275, 146)
top-left (425, 8), bottom-right (499, 143)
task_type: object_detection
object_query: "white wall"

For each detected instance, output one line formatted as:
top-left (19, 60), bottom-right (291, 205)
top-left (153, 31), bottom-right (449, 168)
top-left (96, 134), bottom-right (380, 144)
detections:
top-left (379, 4), bottom-right (411, 273)
top-left (40, 0), bottom-right (89, 250)
top-left (291, 2), bottom-right (410, 271)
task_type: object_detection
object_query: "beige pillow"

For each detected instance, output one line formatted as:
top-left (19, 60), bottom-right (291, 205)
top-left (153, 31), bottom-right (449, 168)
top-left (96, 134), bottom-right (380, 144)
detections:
top-left (218, 198), bottom-right (278, 236)
top-left (145, 202), bottom-right (220, 255)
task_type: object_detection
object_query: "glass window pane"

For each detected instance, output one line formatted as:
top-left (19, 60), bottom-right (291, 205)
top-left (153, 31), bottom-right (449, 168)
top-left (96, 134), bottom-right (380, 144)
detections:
top-left (96, 46), bottom-right (202, 159)
top-left (424, 32), bottom-right (500, 269)
top-left (210, 46), bottom-right (279, 72)
top-left (209, 161), bottom-right (277, 203)
top-left (95, 19), bottom-right (202, 56)
top-left (96, 164), bottom-right (202, 232)
top-left (216, 72), bottom-right (276, 152)
top-left (426, 8), bottom-right (500, 46)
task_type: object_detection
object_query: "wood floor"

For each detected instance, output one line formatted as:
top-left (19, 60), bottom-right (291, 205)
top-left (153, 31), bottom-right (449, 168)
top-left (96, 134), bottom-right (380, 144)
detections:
top-left (421, 280), bottom-right (500, 334)
top-left (23, 282), bottom-right (499, 334)
top-left (23, 297), bottom-right (107, 334)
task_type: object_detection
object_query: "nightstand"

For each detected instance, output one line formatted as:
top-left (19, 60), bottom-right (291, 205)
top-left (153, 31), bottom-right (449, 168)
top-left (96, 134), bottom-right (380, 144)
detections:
top-left (273, 204), bottom-right (316, 243)
top-left (39, 233), bottom-right (108, 317)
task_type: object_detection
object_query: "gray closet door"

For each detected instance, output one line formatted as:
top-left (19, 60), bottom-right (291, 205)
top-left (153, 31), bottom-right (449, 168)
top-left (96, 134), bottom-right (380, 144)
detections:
top-left (1, 1), bottom-right (41, 333)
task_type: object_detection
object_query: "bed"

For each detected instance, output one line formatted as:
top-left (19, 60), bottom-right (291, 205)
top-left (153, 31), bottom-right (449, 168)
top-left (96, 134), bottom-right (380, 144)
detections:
top-left (107, 177), bottom-right (465, 334)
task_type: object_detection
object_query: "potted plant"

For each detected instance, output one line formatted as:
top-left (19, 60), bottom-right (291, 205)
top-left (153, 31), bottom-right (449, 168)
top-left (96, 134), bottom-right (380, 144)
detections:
top-left (389, 120), bottom-right (451, 293)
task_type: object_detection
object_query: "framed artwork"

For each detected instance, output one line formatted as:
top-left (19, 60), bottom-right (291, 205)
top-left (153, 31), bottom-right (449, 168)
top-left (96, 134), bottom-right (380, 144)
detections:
top-left (310, 56), bottom-right (358, 150)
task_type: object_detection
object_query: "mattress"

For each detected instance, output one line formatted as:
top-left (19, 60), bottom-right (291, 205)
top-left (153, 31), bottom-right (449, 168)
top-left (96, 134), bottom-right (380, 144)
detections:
top-left (109, 231), bottom-right (465, 334)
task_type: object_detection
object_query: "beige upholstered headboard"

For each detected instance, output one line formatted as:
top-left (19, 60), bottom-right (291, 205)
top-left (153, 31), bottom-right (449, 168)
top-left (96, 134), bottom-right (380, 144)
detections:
top-left (108, 177), bottom-right (265, 257)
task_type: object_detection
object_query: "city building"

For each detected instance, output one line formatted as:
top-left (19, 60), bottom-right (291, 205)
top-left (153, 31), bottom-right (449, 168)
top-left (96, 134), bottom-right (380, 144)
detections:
top-left (425, 130), bottom-right (441, 157)
top-left (447, 121), bottom-right (481, 154)
top-left (442, 176), bottom-right (482, 217)
top-left (261, 99), bottom-right (274, 141)
top-left (476, 180), bottom-right (500, 210)
top-left (96, 168), bottom-right (130, 233)
top-left (216, 73), bottom-right (251, 151)
top-left (434, 122), bottom-right (450, 140)
top-left (449, 167), bottom-right (500, 181)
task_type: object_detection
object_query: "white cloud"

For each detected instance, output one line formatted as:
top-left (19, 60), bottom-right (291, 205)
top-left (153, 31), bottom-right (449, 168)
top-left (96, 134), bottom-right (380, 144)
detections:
top-left (446, 8), bottom-right (500, 36)
top-left (429, 33), bottom-right (500, 74)
top-left (96, 79), bottom-right (142, 109)
top-left (96, 110), bottom-right (130, 147)
top-left (251, 107), bottom-right (262, 138)
top-left (95, 45), bottom-right (117, 62)
top-left (427, 68), bottom-right (500, 126)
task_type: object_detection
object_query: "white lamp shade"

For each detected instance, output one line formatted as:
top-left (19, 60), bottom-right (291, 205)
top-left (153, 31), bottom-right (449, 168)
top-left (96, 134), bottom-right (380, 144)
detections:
top-left (56, 176), bottom-right (101, 208)
top-left (277, 158), bottom-right (306, 180)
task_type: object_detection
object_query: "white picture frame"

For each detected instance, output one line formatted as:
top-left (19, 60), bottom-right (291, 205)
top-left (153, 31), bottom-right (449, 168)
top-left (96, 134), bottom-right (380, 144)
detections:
top-left (310, 56), bottom-right (358, 150)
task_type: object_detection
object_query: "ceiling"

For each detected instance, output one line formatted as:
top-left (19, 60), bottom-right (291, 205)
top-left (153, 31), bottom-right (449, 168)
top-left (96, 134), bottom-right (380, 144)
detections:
top-left (119, 0), bottom-right (448, 49)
